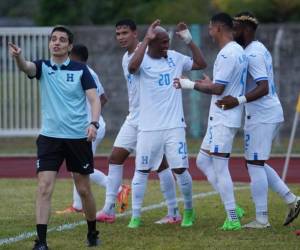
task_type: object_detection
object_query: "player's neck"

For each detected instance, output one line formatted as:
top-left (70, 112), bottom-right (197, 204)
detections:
top-left (128, 40), bottom-right (139, 54)
top-left (218, 35), bottom-right (233, 49)
top-left (51, 54), bottom-right (69, 65)
top-left (244, 35), bottom-right (255, 47)
top-left (147, 49), bottom-right (162, 59)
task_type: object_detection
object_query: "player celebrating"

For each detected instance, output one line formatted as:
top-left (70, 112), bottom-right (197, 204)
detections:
top-left (174, 13), bottom-right (247, 230)
top-left (97, 19), bottom-right (182, 225)
top-left (216, 12), bottom-right (300, 228)
top-left (9, 26), bottom-right (100, 248)
top-left (127, 19), bottom-right (206, 228)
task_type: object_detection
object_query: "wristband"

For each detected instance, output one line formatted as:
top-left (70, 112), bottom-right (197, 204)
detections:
top-left (180, 79), bottom-right (195, 89)
top-left (177, 29), bottom-right (192, 44)
top-left (237, 95), bottom-right (247, 104)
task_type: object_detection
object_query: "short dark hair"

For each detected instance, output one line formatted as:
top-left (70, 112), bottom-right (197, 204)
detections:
top-left (115, 19), bottom-right (137, 31)
top-left (234, 12), bottom-right (258, 30)
top-left (51, 25), bottom-right (74, 44)
top-left (71, 44), bottom-right (89, 62)
top-left (211, 12), bottom-right (233, 29)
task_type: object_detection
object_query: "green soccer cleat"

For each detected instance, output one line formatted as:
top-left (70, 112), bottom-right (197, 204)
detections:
top-left (128, 217), bottom-right (141, 229)
top-left (181, 208), bottom-right (196, 227)
top-left (236, 205), bottom-right (245, 219)
top-left (222, 219), bottom-right (241, 231)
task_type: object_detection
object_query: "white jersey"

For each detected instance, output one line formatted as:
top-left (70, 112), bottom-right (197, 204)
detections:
top-left (244, 41), bottom-right (284, 125)
top-left (122, 51), bottom-right (140, 127)
top-left (209, 41), bottom-right (247, 128)
top-left (136, 50), bottom-right (193, 131)
top-left (87, 66), bottom-right (105, 130)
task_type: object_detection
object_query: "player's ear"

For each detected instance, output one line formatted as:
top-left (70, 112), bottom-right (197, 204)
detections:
top-left (68, 44), bottom-right (73, 53)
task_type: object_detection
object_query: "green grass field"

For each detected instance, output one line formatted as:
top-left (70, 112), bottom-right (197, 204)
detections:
top-left (0, 179), bottom-right (299, 249)
top-left (0, 136), bottom-right (300, 155)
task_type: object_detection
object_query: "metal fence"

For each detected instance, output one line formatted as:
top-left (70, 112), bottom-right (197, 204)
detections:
top-left (0, 27), bottom-right (52, 136)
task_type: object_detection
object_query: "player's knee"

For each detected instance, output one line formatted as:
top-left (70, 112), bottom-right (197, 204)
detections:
top-left (108, 148), bottom-right (129, 164)
top-left (172, 168), bottom-right (186, 175)
top-left (37, 180), bottom-right (53, 198)
top-left (76, 185), bottom-right (91, 198)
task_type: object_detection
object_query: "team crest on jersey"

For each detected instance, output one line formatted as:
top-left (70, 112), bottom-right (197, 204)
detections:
top-left (167, 57), bottom-right (176, 68)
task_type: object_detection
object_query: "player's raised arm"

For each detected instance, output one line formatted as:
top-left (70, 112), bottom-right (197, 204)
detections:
top-left (8, 42), bottom-right (37, 77)
top-left (176, 22), bottom-right (207, 70)
top-left (128, 19), bottom-right (160, 74)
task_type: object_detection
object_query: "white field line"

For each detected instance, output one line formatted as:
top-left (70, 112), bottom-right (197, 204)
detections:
top-left (0, 186), bottom-right (249, 246)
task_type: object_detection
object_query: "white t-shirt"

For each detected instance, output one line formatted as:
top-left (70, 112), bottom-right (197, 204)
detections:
top-left (136, 50), bottom-right (193, 131)
top-left (87, 66), bottom-right (105, 130)
top-left (244, 41), bottom-right (284, 125)
top-left (208, 41), bottom-right (247, 128)
top-left (122, 51), bottom-right (140, 127)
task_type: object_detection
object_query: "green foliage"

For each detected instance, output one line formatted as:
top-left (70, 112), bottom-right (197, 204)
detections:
top-left (213, 0), bottom-right (300, 22)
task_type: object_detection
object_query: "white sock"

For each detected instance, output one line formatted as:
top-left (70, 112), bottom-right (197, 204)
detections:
top-left (158, 168), bottom-right (179, 217)
top-left (90, 169), bottom-right (107, 188)
top-left (247, 163), bottom-right (268, 224)
top-left (175, 170), bottom-right (193, 210)
top-left (264, 163), bottom-right (296, 204)
top-left (196, 150), bottom-right (219, 192)
top-left (132, 171), bottom-right (149, 218)
top-left (72, 184), bottom-right (82, 210)
top-left (212, 156), bottom-right (236, 219)
top-left (103, 164), bottom-right (123, 214)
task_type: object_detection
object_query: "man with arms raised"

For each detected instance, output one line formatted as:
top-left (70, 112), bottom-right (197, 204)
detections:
top-left (97, 19), bottom-right (182, 225)
top-left (128, 19), bottom-right (206, 228)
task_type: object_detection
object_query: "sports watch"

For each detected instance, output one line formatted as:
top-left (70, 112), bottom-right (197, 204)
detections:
top-left (90, 121), bottom-right (100, 130)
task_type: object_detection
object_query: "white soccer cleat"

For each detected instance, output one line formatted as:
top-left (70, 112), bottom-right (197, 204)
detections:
top-left (155, 215), bottom-right (182, 224)
top-left (243, 220), bottom-right (271, 229)
top-left (283, 197), bottom-right (300, 226)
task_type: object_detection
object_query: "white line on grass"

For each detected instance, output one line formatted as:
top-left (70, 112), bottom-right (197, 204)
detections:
top-left (0, 186), bottom-right (249, 246)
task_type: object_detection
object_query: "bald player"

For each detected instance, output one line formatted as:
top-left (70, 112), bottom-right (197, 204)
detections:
top-left (127, 20), bottom-right (206, 228)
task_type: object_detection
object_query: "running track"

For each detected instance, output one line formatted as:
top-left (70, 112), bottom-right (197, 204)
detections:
top-left (0, 156), bottom-right (299, 183)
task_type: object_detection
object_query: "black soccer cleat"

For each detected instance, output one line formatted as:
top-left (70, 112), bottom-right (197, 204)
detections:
top-left (32, 239), bottom-right (48, 250)
top-left (87, 230), bottom-right (100, 247)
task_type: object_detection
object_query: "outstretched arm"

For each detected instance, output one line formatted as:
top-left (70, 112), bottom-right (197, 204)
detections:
top-left (8, 43), bottom-right (37, 77)
top-left (128, 19), bottom-right (160, 74)
top-left (173, 74), bottom-right (225, 95)
top-left (215, 80), bottom-right (268, 110)
top-left (176, 22), bottom-right (206, 70)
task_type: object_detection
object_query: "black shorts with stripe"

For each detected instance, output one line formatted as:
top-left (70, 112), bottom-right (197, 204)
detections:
top-left (36, 135), bottom-right (94, 175)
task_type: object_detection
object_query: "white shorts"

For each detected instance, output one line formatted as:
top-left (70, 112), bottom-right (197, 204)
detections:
top-left (92, 119), bottom-right (106, 154)
top-left (201, 125), bottom-right (238, 153)
top-left (244, 122), bottom-right (281, 160)
top-left (135, 127), bottom-right (189, 171)
top-left (113, 120), bottom-right (138, 153)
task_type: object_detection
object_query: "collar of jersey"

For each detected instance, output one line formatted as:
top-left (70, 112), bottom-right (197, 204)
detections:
top-left (50, 57), bottom-right (70, 70)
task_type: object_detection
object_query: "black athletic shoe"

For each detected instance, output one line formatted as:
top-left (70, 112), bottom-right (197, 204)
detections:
top-left (32, 239), bottom-right (48, 250)
top-left (284, 197), bottom-right (300, 226)
top-left (87, 230), bottom-right (100, 247)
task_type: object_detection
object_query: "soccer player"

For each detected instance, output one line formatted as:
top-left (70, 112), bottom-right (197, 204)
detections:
top-left (216, 12), bottom-right (300, 228)
top-left (174, 13), bottom-right (247, 230)
top-left (55, 44), bottom-right (129, 214)
top-left (97, 19), bottom-right (182, 225)
top-left (127, 19), bottom-right (207, 228)
top-left (9, 26), bottom-right (100, 249)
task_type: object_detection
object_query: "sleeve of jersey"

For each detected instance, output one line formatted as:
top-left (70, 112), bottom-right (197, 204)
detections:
top-left (28, 60), bottom-right (43, 80)
top-left (93, 74), bottom-right (105, 96)
top-left (248, 53), bottom-right (268, 83)
top-left (214, 54), bottom-right (235, 85)
top-left (182, 54), bottom-right (193, 72)
top-left (81, 66), bottom-right (97, 90)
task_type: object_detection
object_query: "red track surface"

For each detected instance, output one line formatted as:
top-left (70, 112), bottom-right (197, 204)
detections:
top-left (0, 156), bottom-right (299, 183)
